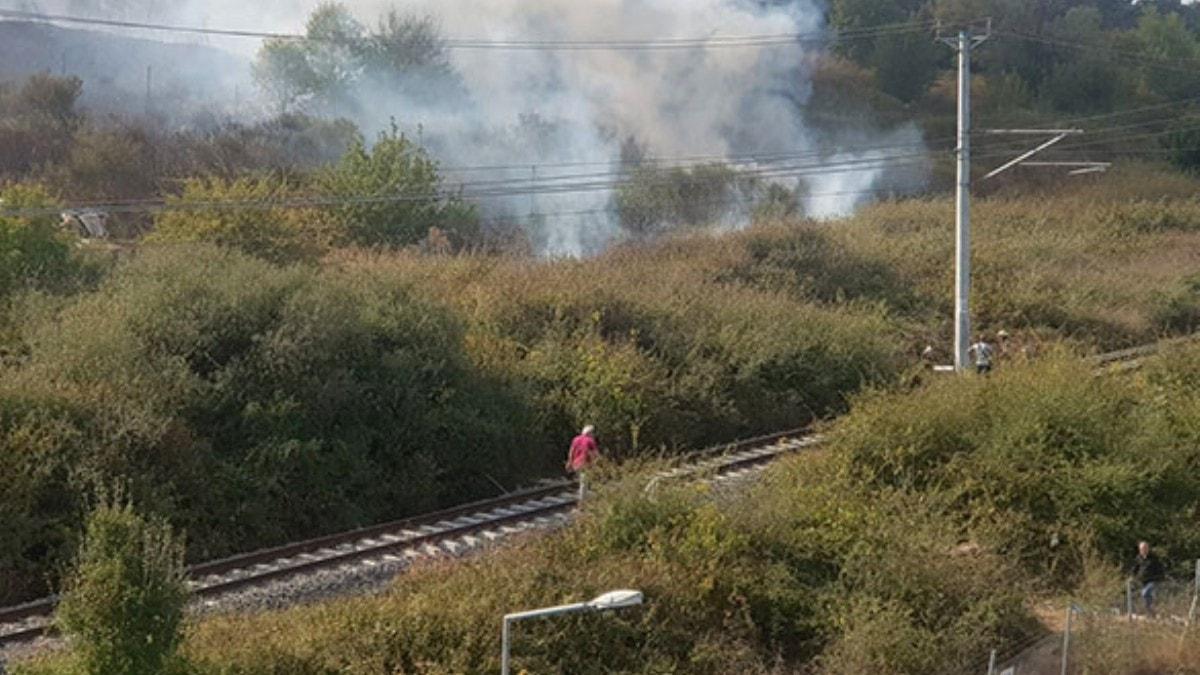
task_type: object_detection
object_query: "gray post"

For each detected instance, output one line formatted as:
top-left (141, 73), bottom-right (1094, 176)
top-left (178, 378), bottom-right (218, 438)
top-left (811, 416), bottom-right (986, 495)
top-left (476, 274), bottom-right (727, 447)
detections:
top-left (987, 648), bottom-right (997, 675)
top-left (1191, 559), bottom-right (1200, 626)
top-left (1060, 605), bottom-right (1073, 675)
top-left (501, 616), bottom-right (512, 675)
top-left (939, 28), bottom-right (987, 372)
top-left (953, 30), bottom-right (972, 373)
top-left (1126, 578), bottom-right (1134, 618)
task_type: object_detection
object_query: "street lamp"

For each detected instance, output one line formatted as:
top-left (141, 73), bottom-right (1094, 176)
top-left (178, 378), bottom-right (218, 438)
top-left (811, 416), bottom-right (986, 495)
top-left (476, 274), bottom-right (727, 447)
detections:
top-left (500, 589), bottom-right (643, 675)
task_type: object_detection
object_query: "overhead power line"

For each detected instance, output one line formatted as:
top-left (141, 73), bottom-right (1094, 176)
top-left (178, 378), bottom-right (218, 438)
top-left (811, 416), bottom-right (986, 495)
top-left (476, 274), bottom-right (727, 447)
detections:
top-left (2, 152), bottom-right (935, 217)
top-left (427, 92), bottom-right (1200, 176)
top-left (3, 117), bottom-right (1190, 219)
top-left (0, 9), bottom-right (941, 51)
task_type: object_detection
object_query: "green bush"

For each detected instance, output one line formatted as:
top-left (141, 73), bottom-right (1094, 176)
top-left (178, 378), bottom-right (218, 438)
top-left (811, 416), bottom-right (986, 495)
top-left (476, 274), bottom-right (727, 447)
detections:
top-left (0, 184), bottom-right (75, 297)
top-left (0, 244), bottom-right (541, 588)
top-left (614, 163), bottom-right (754, 238)
top-left (317, 127), bottom-right (478, 248)
top-left (180, 453), bottom-right (1038, 674)
top-left (52, 500), bottom-right (188, 675)
top-left (150, 175), bottom-right (334, 263)
top-left (1153, 274), bottom-right (1200, 335)
top-left (831, 352), bottom-right (1200, 584)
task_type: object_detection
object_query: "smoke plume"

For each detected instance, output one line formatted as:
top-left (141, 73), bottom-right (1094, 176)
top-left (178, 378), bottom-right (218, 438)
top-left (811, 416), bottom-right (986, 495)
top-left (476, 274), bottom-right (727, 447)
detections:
top-left (12, 0), bottom-right (930, 255)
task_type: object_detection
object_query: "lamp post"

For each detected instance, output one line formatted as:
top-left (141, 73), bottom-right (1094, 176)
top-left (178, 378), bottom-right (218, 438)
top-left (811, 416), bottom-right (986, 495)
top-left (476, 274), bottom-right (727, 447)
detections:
top-left (500, 589), bottom-right (643, 675)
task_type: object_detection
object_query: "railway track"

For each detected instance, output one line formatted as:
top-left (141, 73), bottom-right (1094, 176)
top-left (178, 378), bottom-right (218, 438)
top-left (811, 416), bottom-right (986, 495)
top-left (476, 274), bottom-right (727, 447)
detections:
top-left (0, 428), bottom-right (818, 648)
top-left (4, 332), bottom-right (1193, 650)
top-left (1089, 332), bottom-right (1200, 370)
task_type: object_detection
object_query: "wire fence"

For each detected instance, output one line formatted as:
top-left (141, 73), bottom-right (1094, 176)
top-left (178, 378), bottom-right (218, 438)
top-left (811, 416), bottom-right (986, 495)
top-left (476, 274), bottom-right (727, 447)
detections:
top-left (985, 565), bottom-right (1200, 674)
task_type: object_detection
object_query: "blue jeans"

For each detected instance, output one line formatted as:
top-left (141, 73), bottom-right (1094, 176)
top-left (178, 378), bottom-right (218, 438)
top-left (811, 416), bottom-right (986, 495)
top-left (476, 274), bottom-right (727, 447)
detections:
top-left (1141, 582), bottom-right (1157, 615)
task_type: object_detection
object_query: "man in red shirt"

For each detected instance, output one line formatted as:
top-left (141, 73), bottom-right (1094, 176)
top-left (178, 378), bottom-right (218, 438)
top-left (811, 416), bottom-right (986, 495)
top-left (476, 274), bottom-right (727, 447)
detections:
top-left (565, 425), bottom-right (598, 501)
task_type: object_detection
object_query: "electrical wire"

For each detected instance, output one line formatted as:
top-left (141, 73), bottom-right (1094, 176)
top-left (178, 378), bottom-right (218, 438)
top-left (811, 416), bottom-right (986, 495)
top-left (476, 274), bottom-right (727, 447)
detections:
top-left (3, 152), bottom-right (936, 217)
top-left (10, 118), bottom-right (1194, 219)
top-left (0, 9), bottom-right (941, 51)
top-left (8, 74), bottom-right (1199, 218)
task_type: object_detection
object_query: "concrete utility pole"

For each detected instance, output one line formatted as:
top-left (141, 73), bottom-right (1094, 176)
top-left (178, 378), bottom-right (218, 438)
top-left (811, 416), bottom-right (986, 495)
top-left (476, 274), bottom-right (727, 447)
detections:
top-left (939, 27), bottom-right (988, 372)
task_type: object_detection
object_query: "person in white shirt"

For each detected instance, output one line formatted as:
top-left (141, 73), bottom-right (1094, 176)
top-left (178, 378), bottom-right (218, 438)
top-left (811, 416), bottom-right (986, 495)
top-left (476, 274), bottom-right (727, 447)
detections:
top-left (968, 335), bottom-right (995, 375)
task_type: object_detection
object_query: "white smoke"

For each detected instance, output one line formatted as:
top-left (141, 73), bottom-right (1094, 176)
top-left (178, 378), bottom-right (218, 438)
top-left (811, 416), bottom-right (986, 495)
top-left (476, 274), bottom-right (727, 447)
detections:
top-left (19, 0), bottom-right (930, 255)
top-left (335, 0), bottom-right (835, 255)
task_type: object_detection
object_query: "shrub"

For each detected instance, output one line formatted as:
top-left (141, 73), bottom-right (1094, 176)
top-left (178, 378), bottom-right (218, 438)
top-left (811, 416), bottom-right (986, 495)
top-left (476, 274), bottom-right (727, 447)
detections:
top-left (150, 175), bottom-right (334, 263)
top-left (831, 352), bottom-right (1200, 585)
top-left (317, 127), bottom-right (478, 248)
top-left (0, 184), bottom-right (75, 297)
top-left (181, 452), bottom-right (1039, 674)
top-left (42, 126), bottom-right (158, 202)
top-left (614, 163), bottom-right (754, 238)
top-left (1, 245), bottom-right (542, 585)
top-left (0, 74), bottom-right (82, 176)
top-left (53, 499), bottom-right (188, 675)
top-left (1152, 273), bottom-right (1200, 335)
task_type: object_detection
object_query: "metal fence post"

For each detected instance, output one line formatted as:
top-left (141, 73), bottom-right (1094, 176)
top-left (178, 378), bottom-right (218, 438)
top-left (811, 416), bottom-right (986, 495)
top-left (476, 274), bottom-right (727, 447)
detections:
top-left (1126, 578), bottom-right (1134, 619)
top-left (1060, 604), bottom-right (1074, 675)
top-left (1190, 559), bottom-right (1200, 626)
top-left (986, 648), bottom-right (997, 674)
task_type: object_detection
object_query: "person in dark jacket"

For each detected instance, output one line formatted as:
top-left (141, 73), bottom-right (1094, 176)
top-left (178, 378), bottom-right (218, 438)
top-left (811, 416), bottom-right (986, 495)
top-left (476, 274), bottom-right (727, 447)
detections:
top-left (1131, 540), bottom-right (1166, 616)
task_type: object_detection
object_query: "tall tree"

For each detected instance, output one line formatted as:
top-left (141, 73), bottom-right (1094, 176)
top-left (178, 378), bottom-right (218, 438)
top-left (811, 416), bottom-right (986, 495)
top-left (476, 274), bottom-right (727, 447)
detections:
top-left (253, 3), bottom-right (462, 115)
top-left (253, 3), bottom-right (366, 114)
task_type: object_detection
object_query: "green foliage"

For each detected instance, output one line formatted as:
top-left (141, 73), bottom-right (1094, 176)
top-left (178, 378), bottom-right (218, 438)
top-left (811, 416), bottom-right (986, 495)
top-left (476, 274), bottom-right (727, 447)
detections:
top-left (253, 2), bottom-right (460, 114)
top-left (1153, 274), bottom-right (1200, 334)
top-left (152, 128), bottom-right (474, 259)
top-left (53, 500), bottom-right (188, 675)
top-left (44, 126), bottom-right (159, 201)
top-left (252, 2), bottom-right (365, 114)
top-left (0, 245), bottom-right (541, 588)
top-left (317, 127), bottom-right (478, 248)
top-left (1163, 122), bottom-right (1200, 174)
top-left (614, 163), bottom-right (755, 238)
top-left (0, 184), bottom-right (75, 298)
top-left (170, 114), bottom-right (360, 180)
top-left (832, 351), bottom-right (1200, 585)
top-left (167, 345), bottom-right (1194, 673)
top-left (1128, 7), bottom-right (1200, 100)
top-left (179, 447), bottom-right (1039, 673)
top-left (149, 175), bottom-right (333, 263)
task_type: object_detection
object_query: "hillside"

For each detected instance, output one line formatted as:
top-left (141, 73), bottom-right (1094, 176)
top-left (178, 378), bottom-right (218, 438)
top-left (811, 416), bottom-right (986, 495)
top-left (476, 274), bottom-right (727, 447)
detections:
top-left (18, 332), bottom-right (1193, 674)
top-left (0, 20), bottom-right (250, 117)
top-left (1, 166), bottom-right (1197, 612)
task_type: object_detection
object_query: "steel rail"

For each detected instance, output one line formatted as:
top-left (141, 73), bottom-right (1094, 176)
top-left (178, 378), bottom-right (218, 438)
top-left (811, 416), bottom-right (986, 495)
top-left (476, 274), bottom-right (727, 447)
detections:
top-left (4, 332), bottom-right (1194, 647)
top-left (0, 428), bottom-right (812, 647)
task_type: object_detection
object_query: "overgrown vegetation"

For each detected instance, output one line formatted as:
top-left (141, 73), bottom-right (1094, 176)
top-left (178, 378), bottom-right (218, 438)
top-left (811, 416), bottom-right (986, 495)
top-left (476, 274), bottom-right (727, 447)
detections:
top-left (2, 165), bottom-right (1198, 607)
top-left (0, 237), bottom-right (903, 605)
top-left (3, 3), bottom-right (1200, 671)
top-left (38, 343), bottom-right (1185, 674)
top-left (53, 499), bottom-right (188, 675)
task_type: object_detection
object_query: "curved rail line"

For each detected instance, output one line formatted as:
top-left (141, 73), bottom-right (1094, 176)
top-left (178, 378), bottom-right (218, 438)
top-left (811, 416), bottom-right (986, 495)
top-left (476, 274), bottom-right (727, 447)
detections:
top-left (0, 428), bottom-right (815, 647)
